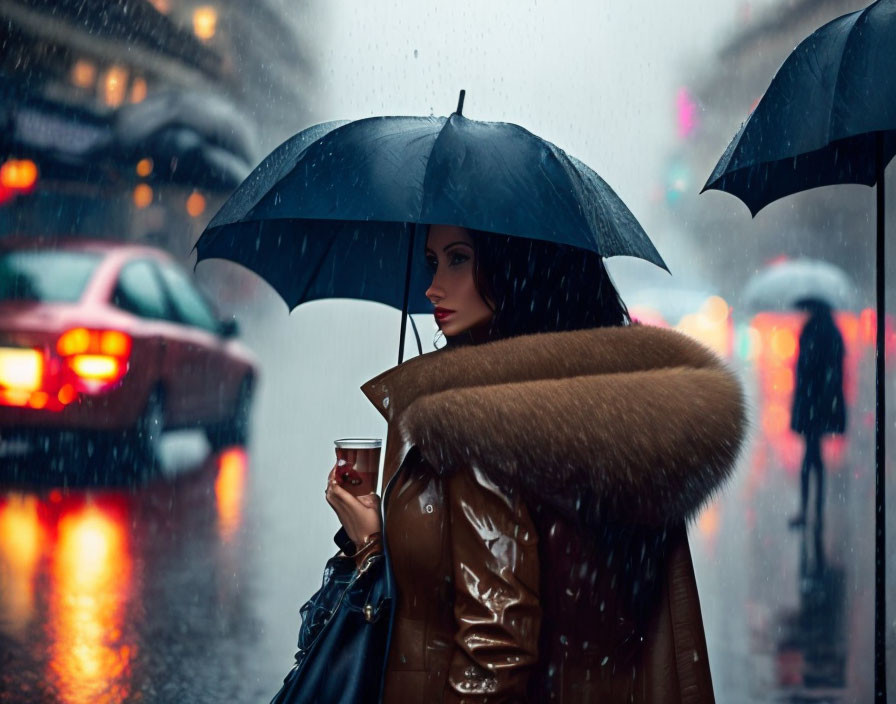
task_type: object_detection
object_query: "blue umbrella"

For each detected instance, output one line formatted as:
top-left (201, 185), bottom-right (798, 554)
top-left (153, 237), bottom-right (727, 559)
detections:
top-left (195, 92), bottom-right (666, 364)
top-left (703, 2), bottom-right (894, 698)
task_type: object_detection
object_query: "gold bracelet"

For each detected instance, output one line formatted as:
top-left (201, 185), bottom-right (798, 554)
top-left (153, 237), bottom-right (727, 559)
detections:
top-left (358, 531), bottom-right (382, 548)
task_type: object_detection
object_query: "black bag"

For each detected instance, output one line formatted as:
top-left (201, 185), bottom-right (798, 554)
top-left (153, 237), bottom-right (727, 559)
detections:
top-left (270, 547), bottom-right (393, 704)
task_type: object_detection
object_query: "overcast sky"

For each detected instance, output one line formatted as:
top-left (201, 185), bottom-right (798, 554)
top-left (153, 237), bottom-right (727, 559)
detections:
top-left (317, 2), bottom-right (773, 264)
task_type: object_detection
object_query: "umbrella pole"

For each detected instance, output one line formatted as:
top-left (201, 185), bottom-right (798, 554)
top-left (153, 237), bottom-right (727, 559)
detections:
top-left (397, 222), bottom-right (417, 366)
top-left (408, 313), bottom-right (423, 356)
top-left (874, 133), bottom-right (887, 704)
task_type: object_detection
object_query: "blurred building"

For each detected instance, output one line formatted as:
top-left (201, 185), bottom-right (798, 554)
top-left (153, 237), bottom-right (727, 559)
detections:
top-left (151, 0), bottom-right (318, 152)
top-left (657, 0), bottom-right (891, 305)
top-left (0, 0), bottom-right (315, 258)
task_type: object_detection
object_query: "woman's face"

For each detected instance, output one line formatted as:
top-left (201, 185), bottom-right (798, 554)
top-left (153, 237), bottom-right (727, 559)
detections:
top-left (424, 225), bottom-right (494, 337)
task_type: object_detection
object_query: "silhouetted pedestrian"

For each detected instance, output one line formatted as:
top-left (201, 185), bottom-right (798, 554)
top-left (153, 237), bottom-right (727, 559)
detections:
top-left (789, 298), bottom-right (846, 531)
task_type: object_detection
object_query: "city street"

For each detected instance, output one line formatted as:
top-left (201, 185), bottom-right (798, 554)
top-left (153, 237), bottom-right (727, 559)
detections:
top-left (1, 0), bottom-right (893, 701)
top-left (0, 302), bottom-right (891, 703)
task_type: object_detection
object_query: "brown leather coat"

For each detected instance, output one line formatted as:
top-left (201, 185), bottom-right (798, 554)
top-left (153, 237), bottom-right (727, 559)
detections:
top-left (360, 325), bottom-right (747, 703)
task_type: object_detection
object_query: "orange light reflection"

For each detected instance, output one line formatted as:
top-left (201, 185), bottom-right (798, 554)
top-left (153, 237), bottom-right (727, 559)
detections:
top-left (215, 448), bottom-right (248, 541)
top-left (0, 495), bottom-right (43, 633)
top-left (50, 505), bottom-right (133, 703)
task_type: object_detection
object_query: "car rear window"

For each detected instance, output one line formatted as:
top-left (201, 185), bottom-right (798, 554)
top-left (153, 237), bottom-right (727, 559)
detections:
top-left (0, 250), bottom-right (102, 303)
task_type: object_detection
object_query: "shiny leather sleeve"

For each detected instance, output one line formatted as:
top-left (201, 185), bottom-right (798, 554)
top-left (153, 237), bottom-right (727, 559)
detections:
top-left (445, 465), bottom-right (541, 703)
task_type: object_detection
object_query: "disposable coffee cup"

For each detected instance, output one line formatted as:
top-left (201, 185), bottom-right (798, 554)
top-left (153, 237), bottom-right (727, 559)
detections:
top-left (334, 438), bottom-right (382, 497)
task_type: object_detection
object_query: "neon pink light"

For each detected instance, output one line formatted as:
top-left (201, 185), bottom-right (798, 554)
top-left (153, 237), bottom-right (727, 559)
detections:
top-left (677, 88), bottom-right (699, 138)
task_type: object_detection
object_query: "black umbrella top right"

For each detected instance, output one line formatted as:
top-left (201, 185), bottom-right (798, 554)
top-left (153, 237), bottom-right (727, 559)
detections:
top-left (703, 0), bottom-right (896, 214)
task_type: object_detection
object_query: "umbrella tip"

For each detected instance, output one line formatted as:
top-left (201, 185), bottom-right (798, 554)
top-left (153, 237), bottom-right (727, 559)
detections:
top-left (456, 89), bottom-right (466, 116)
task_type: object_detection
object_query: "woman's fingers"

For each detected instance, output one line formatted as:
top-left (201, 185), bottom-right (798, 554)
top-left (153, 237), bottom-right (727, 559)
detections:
top-left (325, 472), bottom-right (383, 545)
top-left (356, 493), bottom-right (381, 509)
top-left (328, 481), bottom-right (355, 505)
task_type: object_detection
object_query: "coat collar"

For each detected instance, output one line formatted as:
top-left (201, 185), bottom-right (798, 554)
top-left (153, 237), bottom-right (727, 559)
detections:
top-left (361, 324), bottom-right (725, 422)
top-left (360, 324), bottom-right (747, 527)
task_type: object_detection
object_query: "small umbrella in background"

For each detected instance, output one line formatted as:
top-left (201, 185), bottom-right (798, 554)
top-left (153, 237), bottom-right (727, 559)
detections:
top-left (195, 91), bottom-right (667, 364)
top-left (742, 258), bottom-right (858, 314)
top-left (703, 1), bottom-right (894, 698)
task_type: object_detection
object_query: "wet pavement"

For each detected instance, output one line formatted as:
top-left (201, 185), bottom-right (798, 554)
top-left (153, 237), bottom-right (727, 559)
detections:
top-left (690, 362), bottom-right (892, 703)
top-left (0, 441), bottom-right (272, 703)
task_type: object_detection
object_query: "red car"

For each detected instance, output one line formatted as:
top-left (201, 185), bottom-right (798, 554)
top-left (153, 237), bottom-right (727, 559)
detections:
top-left (0, 238), bottom-right (257, 467)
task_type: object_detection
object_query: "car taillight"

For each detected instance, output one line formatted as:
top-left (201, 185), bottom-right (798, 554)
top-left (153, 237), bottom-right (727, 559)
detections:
top-left (57, 328), bottom-right (132, 358)
top-left (0, 330), bottom-right (132, 411)
top-left (56, 328), bottom-right (132, 390)
top-left (0, 348), bottom-right (43, 391)
top-left (69, 355), bottom-right (122, 382)
top-left (0, 347), bottom-right (46, 408)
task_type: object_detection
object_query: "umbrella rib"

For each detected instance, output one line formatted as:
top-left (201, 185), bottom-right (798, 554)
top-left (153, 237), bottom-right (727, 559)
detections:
top-left (826, 6), bottom-right (868, 147)
top-left (296, 232), bottom-right (338, 305)
top-left (417, 118), bottom-right (454, 222)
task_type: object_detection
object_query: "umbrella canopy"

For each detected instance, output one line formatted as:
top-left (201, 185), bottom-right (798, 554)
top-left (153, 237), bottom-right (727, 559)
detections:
top-left (742, 258), bottom-right (857, 313)
top-left (703, 0), bottom-right (896, 214)
top-left (195, 105), bottom-right (666, 317)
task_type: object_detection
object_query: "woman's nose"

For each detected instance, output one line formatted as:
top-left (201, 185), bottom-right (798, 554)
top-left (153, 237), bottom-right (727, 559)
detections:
top-left (425, 279), bottom-right (443, 305)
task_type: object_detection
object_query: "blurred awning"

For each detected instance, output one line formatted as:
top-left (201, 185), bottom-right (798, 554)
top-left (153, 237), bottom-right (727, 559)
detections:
top-left (0, 84), bottom-right (113, 181)
top-left (114, 90), bottom-right (257, 191)
top-left (0, 84), bottom-right (256, 192)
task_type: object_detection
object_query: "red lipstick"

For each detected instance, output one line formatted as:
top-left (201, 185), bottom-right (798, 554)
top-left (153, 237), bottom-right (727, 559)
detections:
top-left (434, 307), bottom-right (455, 321)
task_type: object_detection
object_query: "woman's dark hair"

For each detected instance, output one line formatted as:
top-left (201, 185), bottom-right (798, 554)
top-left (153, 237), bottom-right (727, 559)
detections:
top-left (442, 229), bottom-right (630, 347)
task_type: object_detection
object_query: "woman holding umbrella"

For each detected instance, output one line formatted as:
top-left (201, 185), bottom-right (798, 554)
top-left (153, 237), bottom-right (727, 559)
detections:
top-left (324, 223), bottom-right (746, 702)
top-left (788, 297), bottom-right (846, 532)
top-left (197, 97), bottom-right (747, 702)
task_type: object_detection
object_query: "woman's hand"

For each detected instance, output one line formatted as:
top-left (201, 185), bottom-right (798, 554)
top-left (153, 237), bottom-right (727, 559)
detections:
top-left (325, 465), bottom-right (382, 546)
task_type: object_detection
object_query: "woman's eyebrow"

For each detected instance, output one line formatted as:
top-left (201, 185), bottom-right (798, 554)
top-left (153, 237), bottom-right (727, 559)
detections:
top-left (424, 241), bottom-right (472, 255)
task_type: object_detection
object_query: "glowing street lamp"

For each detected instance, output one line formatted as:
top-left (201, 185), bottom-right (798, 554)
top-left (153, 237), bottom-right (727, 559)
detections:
top-left (101, 66), bottom-right (129, 108)
top-left (70, 60), bottom-right (97, 89)
top-left (129, 77), bottom-right (147, 104)
top-left (186, 191), bottom-right (206, 217)
top-left (193, 7), bottom-right (218, 40)
top-left (133, 184), bottom-right (153, 209)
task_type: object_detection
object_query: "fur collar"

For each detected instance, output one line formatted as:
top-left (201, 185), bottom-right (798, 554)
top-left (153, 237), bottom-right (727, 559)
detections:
top-left (361, 325), bottom-right (747, 527)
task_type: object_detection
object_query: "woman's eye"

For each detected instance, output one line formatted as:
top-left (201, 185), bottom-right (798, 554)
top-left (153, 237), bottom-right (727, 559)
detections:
top-left (424, 252), bottom-right (468, 270)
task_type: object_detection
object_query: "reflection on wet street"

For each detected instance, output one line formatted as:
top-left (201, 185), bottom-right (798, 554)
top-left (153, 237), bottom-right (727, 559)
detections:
top-left (0, 444), bottom-right (265, 704)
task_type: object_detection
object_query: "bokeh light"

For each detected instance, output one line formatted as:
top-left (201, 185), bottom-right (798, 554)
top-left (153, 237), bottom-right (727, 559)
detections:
top-left (133, 184), bottom-right (153, 209)
top-left (193, 7), bottom-right (218, 40)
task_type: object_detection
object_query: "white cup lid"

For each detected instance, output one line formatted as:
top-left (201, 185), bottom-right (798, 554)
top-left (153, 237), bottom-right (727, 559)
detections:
top-left (334, 438), bottom-right (382, 449)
